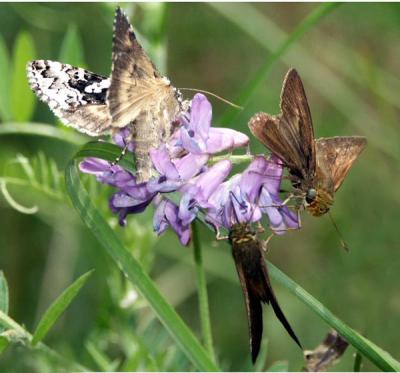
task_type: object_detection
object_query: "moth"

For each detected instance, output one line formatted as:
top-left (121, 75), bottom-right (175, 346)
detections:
top-left (27, 7), bottom-right (185, 182)
top-left (249, 69), bottom-right (367, 216)
top-left (229, 222), bottom-right (301, 363)
top-left (304, 330), bottom-right (348, 372)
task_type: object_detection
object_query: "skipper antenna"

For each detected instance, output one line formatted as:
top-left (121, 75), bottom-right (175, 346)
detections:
top-left (328, 212), bottom-right (349, 252)
top-left (179, 88), bottom-right (243, 109)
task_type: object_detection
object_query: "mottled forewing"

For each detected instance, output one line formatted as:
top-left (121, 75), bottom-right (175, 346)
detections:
top-left (304, 330), bottom-right (349, 372)
top-left (248, 69), bottom-right (315, 183)
top-left (315, 136), bottom-right (367, 192)
top-left (107, 7), bottom-right (164, 128)
top-left (27, 60), bottom-right (111, 136)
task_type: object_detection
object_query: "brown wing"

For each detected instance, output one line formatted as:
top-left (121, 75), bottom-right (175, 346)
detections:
top-left (107, 7), bottom-right (174, 128)
top-left (249, 69), bottom-right (315, 184)
top-left (315, 136), bottom-right (367, 192)
top-left (231, 236), bottom-right (301, 363)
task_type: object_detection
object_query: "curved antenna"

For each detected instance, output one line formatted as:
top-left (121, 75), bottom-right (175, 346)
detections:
top-left (178, 88), bottom-right (243, 109)
top-left (328, 212), bottom-right (349, 252)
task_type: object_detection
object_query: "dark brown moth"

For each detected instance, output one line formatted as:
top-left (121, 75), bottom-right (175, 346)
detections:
top-left (28, 7), bottom-right (185, 183)
top-left (304, 330), bottom-right (348, 372)
top-left (229, 223), bottom-right (301, 363)
top-left (249, 69), bottom-right (367, 216)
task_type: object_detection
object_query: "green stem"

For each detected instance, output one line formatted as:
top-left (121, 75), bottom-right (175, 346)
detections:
top-left (192, 221), bottom-right (216, 362)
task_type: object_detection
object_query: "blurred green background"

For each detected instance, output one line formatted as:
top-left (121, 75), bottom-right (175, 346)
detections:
top-left (0, 2), bottom-right (399, 372)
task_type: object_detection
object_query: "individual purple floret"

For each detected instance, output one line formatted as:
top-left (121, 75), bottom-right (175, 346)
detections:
top-left (153, 197), bottom-right (191, 246)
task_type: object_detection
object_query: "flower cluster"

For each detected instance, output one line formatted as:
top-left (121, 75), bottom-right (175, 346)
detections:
top-left (80, 93), bottom-right (298, 245)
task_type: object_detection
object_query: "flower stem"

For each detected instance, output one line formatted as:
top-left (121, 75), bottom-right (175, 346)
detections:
top-left (192, 221), bottom-right (216, 363)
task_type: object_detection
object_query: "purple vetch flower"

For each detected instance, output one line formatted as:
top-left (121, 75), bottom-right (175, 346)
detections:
top-left (146, 145), bottom-right (208, 193)
top-left (205, 156), bottom-right (299, 234)
top-left (153, 197), bottom-right (191, 246)
top-left (179, 93), bottom-right (249, 155)
top-left (79, 93), bottom-right (253, 245)
top-left (178, 159), bottom-right (233, 226)
top-left (80, 157), bottom-right (157, 226)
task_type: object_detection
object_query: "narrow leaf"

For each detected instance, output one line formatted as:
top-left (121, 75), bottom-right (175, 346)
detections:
top-left (59, 24), bottom-right (85, 66)
top-left (11, 31), bottom-right (36, 122)
top-left (65, 148), bottom-right (219, 372)
top-left (31, 270), bottom-right (94, 346)
top-left (0, 35), bottom-right (11, 122)
top-left (0, 271), bottom-right (9, 315)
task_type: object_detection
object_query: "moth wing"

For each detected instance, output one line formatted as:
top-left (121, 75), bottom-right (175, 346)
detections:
top-left (315, 136), bottom-right (367, 192)
top-left (27, 60), bottom-right (112, 136)
top-left (107, 7), bottom-right (175, 128)
top-left (249, 69), bottom-right (315, 183)
top-left (231, 242), bottom-right (263, 363)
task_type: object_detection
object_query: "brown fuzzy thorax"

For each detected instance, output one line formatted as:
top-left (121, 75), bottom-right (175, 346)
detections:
top-left (305, 188), bottom-right (334, 216)
top-left (228, 223), bottom-right (256, 245)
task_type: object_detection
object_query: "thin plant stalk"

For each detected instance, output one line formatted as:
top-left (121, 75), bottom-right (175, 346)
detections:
top-left (192, 221), bottom-right (216, 363)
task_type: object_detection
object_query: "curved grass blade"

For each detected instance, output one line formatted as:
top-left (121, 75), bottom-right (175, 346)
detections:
top-left (269, 263), bottom-right (400, 372)
top-left (211, 2), bottom-right (339, 125)
top-left (158, 232), bottom-right (400, 372)
top-left (0, 122), bottom-right (86, 145)
top-left (31, 270), bottom-right (94, 346)
top-left (65, 146), bottom-right (219, 372)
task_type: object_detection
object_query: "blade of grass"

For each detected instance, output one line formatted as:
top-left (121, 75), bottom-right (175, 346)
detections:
top-left (65, 148), bottom-right (219, 371)
top-left (210, 3), bottom-right (400, 162)
top-left (0, 271), bottom-right (9, 315)
top-left (215, 2), bottom-right (339, 125)
top-left (157, 231), bottom-right (400, 372)
top-left (31, 270), bottom-right (94, 346)
top-left (192, 221), bottom-right (216, 362)
top-left (0, 35), bottom-right (11, 122)
top-left (0, 122), bottom-right (86, 145)
top-left (11, 31), bottom-right (36, 122)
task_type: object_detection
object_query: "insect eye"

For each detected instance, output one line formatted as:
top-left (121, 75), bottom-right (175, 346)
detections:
top-left (306, 188), bottom-right (317, 203)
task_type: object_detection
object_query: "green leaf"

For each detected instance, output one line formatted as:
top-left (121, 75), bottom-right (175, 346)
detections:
top-left (0, 35), bottom-right (11, 122)
top-left (11, 31), bottom-right (37, 122)
top-left (65, 145), bottom-right (219, 372)
top-left (59, 24), bottom-right (85, 66)
top-left (31, 270), bottom-right (94, 346)
top-left (0, 271), bottom-right (9, 315)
